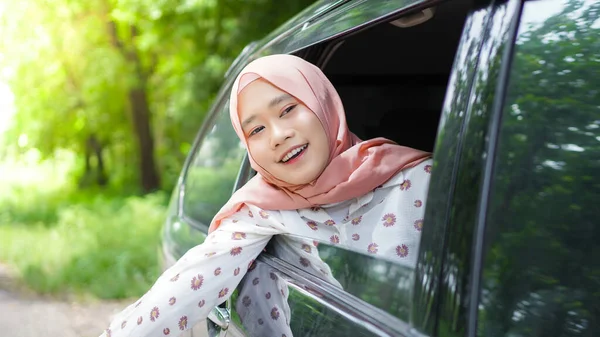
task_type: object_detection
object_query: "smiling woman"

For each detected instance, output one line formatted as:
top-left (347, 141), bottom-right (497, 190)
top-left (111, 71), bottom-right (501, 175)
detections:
top-left (99, 54), bottom-right (431, 337)
top-left (238, 78), bottom-right (330, 185)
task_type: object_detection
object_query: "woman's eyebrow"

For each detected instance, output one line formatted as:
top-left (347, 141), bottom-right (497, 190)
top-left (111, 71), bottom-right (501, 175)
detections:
top-left (241, 94), bottom-right (293, 129)
top-left (268, 94), bottom-right (293, 109)
top-left (241, 115), bottom-right (256, 129)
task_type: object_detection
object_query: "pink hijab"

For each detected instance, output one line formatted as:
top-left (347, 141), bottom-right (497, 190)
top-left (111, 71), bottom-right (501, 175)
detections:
top-left (208, 54), bottom-right (430, 232)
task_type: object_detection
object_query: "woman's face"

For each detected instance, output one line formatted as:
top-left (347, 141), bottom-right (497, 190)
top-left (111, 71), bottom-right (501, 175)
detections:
top-left (237, 79), bottom-right (330, 185)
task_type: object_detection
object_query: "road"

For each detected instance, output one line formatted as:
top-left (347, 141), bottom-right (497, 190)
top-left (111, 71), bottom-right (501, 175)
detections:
top-left (0, 263), bottom-right (128, 337)
top-left (0, 263), bottom-right (209, 337)
top-left (0, 288), bottom-right (130, 337)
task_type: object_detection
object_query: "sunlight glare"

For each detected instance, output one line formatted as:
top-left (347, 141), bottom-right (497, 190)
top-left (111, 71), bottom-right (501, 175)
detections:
top-left (0, 79), bottom-right (15, 135)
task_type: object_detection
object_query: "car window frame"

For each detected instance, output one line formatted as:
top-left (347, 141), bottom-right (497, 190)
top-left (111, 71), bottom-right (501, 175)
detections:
top-left (167, 0), bottom-right (498, 335)
top-left (406, 0), bottom-right (499, 334)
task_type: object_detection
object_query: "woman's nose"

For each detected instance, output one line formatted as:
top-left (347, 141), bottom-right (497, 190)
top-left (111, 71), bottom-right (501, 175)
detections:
top-left (270, 124), bottom-right (294, 149)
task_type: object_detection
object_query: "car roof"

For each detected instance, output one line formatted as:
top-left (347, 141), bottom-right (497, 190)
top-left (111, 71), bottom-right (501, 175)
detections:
top-left (225, 0), bottom-right (434, 78)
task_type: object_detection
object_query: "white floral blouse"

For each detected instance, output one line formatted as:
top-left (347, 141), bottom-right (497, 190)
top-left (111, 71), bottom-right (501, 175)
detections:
top-left (100, 159), bottom-right (432, 337)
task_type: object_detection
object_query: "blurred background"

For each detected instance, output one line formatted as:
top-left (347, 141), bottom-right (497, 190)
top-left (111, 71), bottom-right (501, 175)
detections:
top-left (0, 0), bottom-right (314, 305)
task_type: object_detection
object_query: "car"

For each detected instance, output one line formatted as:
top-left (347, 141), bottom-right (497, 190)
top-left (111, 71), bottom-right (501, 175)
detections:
top-left (160, 0), bottom-right (600, 336)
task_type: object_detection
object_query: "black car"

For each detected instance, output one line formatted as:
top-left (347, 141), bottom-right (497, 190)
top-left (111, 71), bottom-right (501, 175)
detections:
top-left (160, 0), bottom-right (600, 336)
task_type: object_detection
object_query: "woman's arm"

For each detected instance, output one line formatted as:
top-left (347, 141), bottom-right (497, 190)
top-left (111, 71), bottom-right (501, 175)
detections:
top-left (100, 208), bottom-right (283, 337)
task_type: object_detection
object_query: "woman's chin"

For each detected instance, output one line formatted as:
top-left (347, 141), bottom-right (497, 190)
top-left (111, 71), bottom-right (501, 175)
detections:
top-left (280, 172), bottom-right (321, 186)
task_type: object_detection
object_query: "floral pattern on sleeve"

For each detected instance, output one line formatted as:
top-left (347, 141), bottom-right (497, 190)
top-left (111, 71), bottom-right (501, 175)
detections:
top-left (99, 205), bottom-right (285, 337)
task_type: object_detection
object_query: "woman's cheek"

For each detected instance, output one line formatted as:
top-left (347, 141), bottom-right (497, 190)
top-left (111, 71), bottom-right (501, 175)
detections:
top-left (248, 142), bottom-right (268, 166)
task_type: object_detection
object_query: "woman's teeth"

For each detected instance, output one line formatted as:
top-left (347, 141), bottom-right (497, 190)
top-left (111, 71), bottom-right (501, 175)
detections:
top-left (282, 144), bottom-right (307, 163)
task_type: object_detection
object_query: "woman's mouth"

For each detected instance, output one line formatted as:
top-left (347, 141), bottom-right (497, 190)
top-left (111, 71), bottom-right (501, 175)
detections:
top-left (281, 144), bottom-right (308, 164)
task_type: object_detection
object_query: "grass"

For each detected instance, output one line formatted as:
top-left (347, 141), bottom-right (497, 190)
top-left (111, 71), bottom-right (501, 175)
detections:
top-left (0, 153), bottom-right (169, 300)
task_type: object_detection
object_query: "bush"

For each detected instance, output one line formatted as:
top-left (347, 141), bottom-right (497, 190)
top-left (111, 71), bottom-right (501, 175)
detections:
top-left (0, 162), bottom-right (169, 299)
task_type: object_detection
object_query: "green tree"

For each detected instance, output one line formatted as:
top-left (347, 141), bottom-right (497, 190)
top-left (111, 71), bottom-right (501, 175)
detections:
top-left (1, 0), bottom-right (314, 193)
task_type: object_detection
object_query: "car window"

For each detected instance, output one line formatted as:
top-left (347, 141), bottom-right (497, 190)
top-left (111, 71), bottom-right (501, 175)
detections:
top-left (231, 255), bottom-right (399, 337)
top-left (182, 99), bottom-right (246, 229)
top-left (477, 0), bottom-right (600, 336)
top-left (271, 237), bottom-right (415, 321)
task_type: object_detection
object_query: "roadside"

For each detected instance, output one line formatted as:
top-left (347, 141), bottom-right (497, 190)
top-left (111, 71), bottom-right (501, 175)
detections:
top-left (0, 263), bottom-right (210, 337)
top-left (0, 263), bottom-right (130, 337)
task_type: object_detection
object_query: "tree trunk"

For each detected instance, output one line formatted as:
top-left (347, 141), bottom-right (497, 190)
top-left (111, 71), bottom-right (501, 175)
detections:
top-left (129, 86), bottom-right (160, 192)
top-left (108, 21), bottom-right (160, 193)
top-left (88, 134), bottom-right (108, 186)
top-left (79, 139), bottom-right (92, 189)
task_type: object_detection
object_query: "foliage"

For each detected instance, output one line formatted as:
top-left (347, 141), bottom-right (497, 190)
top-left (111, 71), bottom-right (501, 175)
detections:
top-left (0, 0), bottom-right (314, 193)
top-left (0, 0), bottom-right (314, 298)
top-left (0, 159), bottom-right (168, 299)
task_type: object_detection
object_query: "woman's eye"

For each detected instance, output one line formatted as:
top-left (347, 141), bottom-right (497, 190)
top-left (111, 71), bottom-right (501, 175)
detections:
top-left (249, 126), bottom-right (264, 136)
top-left (281, 104), bottom-right (297, 117)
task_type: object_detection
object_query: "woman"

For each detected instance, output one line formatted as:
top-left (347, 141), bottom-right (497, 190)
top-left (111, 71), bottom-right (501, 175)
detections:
top-left (100, 54), bottom-right (432, 337)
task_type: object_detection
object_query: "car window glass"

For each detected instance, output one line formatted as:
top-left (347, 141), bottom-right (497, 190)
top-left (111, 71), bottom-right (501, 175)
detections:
top-left (477, 0), bottom-right (600, 336)
top-left (182, 101), bottom-right (246, 227)
top-left (431, 1), bottom-right (521, 336)
top-left (231, 256), bottom-right (393, 337)
top-left (263, 235), bottom-right (415, 324)
top-left (413, 5), bottom-right (493, 334)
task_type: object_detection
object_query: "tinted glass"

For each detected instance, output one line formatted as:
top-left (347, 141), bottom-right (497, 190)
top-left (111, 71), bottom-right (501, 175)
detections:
top-left (273, 238), bottom-right (414, 322)
top-left (434, 0), bottom-right (522, 336)
top-left (412, 4), bottom-right (492, 334)
top-left (182, 101), bottom-right (246, 228)
top-left (232, 255), bottom-right (392, 337)
top-left (477, 0), bottom-right (600, 336)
